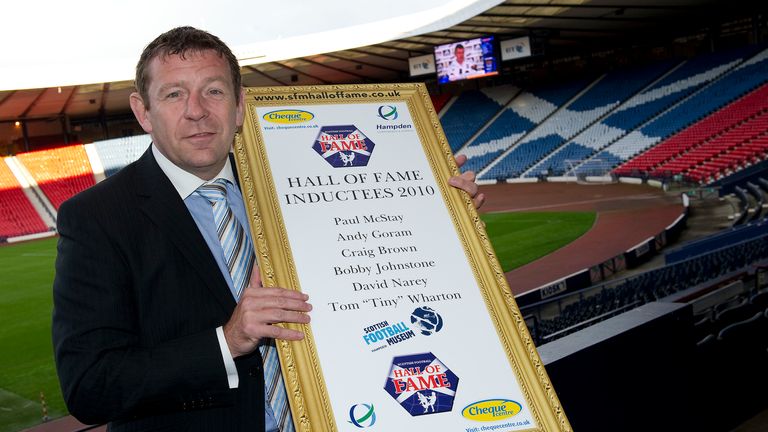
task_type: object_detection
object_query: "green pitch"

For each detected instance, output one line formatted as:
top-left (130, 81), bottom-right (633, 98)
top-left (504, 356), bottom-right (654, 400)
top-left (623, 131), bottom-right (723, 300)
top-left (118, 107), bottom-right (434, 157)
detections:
top-left (0, 237), bottom-right (64, 432)
top-left (481, 211), bottom-right (596, 272)
top-left (0, 211), bottom-right (593, 430)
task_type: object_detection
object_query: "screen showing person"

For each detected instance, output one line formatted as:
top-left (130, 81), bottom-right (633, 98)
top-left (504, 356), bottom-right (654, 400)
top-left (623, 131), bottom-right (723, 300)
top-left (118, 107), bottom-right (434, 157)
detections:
top-left (435, 36), bottom-right (498, 84)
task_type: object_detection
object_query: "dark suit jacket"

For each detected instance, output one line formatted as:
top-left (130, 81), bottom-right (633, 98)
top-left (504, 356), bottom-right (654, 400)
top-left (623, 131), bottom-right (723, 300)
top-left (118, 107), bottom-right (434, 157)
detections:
top-left (52, 148), bottom-right (266, 431)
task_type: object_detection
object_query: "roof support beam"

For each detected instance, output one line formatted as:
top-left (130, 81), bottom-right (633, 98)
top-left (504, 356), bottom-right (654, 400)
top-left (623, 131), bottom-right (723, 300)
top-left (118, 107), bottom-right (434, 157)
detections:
top-left (297, 57), bottom-right (369, 81)
top-left (347, 49), bottom-right (408, 63)
top-left (272, 61), bottom-right (332, 84)
top-left (245, 65), bottom-right (289, 86)
top-left (60, 86), bottom-right (79, 116)
top-left (320, 53), bottom-right (403, 74)
top-left (21, 89), bottom-right (47, 118)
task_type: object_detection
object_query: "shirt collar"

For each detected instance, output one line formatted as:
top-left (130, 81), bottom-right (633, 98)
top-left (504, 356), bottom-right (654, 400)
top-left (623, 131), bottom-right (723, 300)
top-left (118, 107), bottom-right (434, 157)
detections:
top-left (152, 144), bottom-right (236, 199)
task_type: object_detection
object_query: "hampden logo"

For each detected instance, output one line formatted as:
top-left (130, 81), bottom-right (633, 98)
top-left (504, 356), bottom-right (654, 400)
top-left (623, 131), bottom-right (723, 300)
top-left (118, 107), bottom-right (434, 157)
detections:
top-left (348, 403), bottom-right (377, 428)
top-left (462, 399), bottom-right (523, 422)
top-left (262, 109), bottom-right (314, 124)
top-left (312, 125), bottom-right (375, 168)
top-left (384, 352), bottom-right (459, 417)
top-left (377, 105), bottom-right (398, 120)
top-left (375, 105), bottom-right (413, 132)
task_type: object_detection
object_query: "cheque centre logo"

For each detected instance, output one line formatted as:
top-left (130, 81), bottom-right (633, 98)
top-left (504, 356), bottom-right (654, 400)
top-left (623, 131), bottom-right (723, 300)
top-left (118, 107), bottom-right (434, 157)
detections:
top-left (384, 352), bottom-right (459, 416)
top-left (262, 109), bottom-right (314, 124)
top-left (312, 125), bottom-right (374, 168)
top-left (377, 105), bottom-right (398, 120)
top-left (462, 399), bottom-right (523, 422)
top-left (348, 403), bottom-right (376, 428)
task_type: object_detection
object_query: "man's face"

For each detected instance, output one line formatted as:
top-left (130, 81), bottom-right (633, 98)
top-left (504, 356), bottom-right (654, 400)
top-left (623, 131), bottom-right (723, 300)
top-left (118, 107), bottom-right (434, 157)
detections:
top-left (455, 46), bottom-right (465, 64)
top-left (130, 50), bottom-right (244, 180)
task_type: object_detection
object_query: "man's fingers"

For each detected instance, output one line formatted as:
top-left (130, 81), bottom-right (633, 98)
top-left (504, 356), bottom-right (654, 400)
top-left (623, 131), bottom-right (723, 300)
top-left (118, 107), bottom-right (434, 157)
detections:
top-left (455, 154), bottom-right (468, 168)
top-left (473, 193), bottom-right (486, 209)
top-left (224, 286), bottom-right (311, 357)
top-left (240, 295), bottom-right (313, 320)
top-left (246, 323), bottom-right (306, 341)
top-left (249, 265), bottom-right (263, 288)
top-left (243, 308), bottom-right (311, 329)
top-left (449, 171), bottom-right (480, 199)
top-left (451, 155), bottom-right (486, 209)
top-left (242, 285), bottom-right (310, 303)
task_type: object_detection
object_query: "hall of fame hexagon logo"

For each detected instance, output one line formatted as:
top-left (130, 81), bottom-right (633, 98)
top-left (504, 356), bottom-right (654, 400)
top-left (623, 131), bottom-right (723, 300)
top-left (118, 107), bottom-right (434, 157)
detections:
top-left (312, 125), bottom-right (375, 168)
top-left (384, 352), bottom-right (459, 417)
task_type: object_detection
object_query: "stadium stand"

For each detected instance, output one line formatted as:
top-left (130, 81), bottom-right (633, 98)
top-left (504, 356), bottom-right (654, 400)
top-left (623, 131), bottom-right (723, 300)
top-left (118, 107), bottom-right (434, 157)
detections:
top-left (527, 230), bottom-right (768, 345)
top-left (439, 84), bottom-right (519, 153)
top-left (93, 135), bottom-right (152, 177)
top-left (523, 60), bottom-right (682, 178)
top-left (15, 145), bottom-right (96, 210)
top-left (563, 47), bottom-right (760, 177)
top-left (479, 60), bottom-right (676, 180)
top-left (430, 93), bottom-right (452, 115)
top-left (746, 181), bottom-right (765, 220)
top-left (614, 82), bottom-right (768, 182)
top-left (605, 46), bottom-right (768, 180)
top-left (666, 220), bottom-right (768, 264)
top-left (0, 159), bottom-right (48, 239)
top-left (456, 78), bottom-right (591, 175)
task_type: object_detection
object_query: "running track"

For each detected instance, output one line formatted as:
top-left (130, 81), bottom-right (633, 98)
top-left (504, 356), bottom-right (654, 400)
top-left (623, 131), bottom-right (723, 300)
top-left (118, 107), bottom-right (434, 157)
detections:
top-left (478, 182), bottom-right (685, 297)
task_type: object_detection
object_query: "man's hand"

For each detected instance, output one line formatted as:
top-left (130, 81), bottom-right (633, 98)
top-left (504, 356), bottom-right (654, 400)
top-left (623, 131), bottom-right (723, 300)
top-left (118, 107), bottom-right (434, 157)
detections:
top-left (450, 154), bottom-right (485, 209)
top-left (223, 266), bottom-right (312, 358)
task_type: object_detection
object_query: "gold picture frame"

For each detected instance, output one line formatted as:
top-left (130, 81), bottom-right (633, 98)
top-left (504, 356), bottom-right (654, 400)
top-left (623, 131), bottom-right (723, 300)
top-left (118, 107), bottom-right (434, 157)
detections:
top-left (234, 83), bottom-right (571, 432)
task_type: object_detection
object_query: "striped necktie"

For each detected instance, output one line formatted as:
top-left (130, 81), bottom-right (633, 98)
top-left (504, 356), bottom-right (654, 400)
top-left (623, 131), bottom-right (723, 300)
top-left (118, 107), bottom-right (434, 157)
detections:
top-left (196, 179), bottom-right (294, 431)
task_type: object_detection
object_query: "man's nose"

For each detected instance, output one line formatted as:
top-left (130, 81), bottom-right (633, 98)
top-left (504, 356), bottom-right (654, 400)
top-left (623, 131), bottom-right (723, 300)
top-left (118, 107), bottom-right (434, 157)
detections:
top-left (185, 92), bottom-right (208, 120)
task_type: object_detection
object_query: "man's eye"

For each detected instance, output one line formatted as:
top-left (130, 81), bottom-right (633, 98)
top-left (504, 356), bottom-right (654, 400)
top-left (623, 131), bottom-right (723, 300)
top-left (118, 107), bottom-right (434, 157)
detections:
top-left (209, 88), bottom-right (224, 95)
top-left (166, 91), bottom-right (181, 98)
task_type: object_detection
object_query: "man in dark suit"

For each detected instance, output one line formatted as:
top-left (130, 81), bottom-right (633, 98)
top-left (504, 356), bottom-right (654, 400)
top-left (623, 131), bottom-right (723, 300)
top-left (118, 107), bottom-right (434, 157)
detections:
top-left (52, 26), bottom-right (484, 431)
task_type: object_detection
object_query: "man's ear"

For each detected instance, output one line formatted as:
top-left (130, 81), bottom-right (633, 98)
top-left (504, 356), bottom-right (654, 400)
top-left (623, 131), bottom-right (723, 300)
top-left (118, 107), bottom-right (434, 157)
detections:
top-left (129, 92), bottom-right (153, 133)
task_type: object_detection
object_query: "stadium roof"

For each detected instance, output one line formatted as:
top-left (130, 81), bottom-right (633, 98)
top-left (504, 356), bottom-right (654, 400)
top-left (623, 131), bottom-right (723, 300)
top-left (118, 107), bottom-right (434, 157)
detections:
top-left (0, 0), bottom-right (760, 123)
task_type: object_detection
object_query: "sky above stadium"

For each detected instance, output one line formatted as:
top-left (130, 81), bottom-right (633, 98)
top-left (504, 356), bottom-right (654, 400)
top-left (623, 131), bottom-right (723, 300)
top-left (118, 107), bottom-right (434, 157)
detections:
top-left (2, 0), bottom-right (502, 91)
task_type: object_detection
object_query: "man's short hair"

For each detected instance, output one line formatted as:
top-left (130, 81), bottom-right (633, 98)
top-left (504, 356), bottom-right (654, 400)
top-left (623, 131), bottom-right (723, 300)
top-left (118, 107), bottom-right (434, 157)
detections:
top-left (454, 44), bottom-right (464, 52)
top-left (135, 26), bottom-right (242, 108)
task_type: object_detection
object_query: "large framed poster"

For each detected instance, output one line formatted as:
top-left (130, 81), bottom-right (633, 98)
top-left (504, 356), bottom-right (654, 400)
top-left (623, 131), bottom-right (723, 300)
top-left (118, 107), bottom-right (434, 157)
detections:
top-left (234, 83), bottom-right (571, 432)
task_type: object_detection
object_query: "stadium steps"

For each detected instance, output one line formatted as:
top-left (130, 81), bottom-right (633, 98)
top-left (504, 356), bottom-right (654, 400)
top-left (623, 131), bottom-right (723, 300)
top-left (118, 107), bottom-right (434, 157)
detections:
top-left (437, 94), bottom-right (457, 119)
top-left (577, 54), bottom-right (752, 176)
top-left (0, 158), bottom-right (50, 239)
top-left (15, 146), bottom-right (96, 210)
top-left (608, 46), bottom-right (768, 178)
top-left (477, 74), bottom-right (604, 182)
top-left (439, 85), bottom-right (519, 152)
top-left (456, 79), bottom-right (592, 175)
top-left (617, 83), bottom-right (768, 180)
top-left (545, 60), bottom-right (692, 176)
top-left (4, 156), bottom-right (57, 231)
top-left (452, 86), bottom-right (524, 155)
top-left (523, 60), bottom-right (686, 179)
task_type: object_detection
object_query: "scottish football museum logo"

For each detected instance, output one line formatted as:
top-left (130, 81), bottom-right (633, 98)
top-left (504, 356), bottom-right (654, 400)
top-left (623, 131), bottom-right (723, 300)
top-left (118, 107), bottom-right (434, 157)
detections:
top-left (383, 352), bottom-right (459, 416)
top-left (348, 403), bottom-right (377, 428)
top-left (377, 105), bottom-right (398, 120)
top-left (312, 125), bottom-right (374, 168)
top-left (410, 306), bottom-right (443, 336)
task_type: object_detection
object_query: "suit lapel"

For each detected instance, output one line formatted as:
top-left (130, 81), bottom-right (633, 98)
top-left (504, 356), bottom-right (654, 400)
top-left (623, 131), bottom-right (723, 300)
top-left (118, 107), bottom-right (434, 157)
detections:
top-left (133, 149), bottom-right (237, 313)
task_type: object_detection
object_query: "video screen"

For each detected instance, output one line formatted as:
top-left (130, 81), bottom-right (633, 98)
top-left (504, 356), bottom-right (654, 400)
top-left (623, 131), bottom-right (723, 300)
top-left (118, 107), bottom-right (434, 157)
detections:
top-left (435, 36), bottom-right (498, 84)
